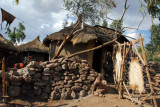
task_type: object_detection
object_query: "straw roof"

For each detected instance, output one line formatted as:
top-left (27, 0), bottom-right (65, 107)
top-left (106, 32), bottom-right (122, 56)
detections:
top-left (0, 33), bottom-right (18, 53)
top-left (18, 36), bottom-right (49, 53)
top-left (43, 22), bottom-right (128, 47)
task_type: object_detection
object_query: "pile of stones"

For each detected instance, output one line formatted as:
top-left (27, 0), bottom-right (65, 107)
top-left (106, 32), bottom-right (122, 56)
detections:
top-left (4, 57), bottom-right (99, 100)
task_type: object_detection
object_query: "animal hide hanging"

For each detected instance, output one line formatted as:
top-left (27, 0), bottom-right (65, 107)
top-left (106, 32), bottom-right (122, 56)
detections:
top-left (1, 8), bottom-right (16, 29)
top-left (115, 49), bottom-right (122, 83)
top-left (129, 57), bottom-right (145, 94)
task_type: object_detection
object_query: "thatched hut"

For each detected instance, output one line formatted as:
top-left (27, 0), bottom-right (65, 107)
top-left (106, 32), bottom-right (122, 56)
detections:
top-left (0, 33), bottom-right (18, 69)
top-left (43, 22), bottom-right (128, 82)
top-left (17, 36), bottom-right (49, 63)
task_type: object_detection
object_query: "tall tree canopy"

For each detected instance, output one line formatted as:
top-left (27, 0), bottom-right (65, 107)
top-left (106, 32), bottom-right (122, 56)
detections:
top-left (110, 20), bottom-right (124, 33)
top-left (63, 0), bottom-right (116, 25)
top-left (7, 22), bottom-right (26, 43)
top-left (102, 20), bottom-right (108, 27)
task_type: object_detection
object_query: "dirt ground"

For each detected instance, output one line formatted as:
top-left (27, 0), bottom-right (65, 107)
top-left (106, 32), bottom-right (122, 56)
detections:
top-left (1, 93), bottom-right (158, 107)
top-left (0, 85), bottom-right (159, 107)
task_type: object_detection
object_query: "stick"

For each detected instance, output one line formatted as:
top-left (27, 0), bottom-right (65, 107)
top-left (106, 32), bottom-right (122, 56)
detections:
top-left (67, 37), bottom-right (119, 59)
top-left (53, 20), bottom-right (81, 59)
top-left (119, 42), bottom-right (126, 99)
top-left (132, 41), bottom-right (145, 66)
top-left (138, 34), bottom-right (157, 107)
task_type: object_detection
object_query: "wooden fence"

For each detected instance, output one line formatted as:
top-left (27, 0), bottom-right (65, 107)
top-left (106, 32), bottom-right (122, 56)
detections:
top-left (112, 34), bottom-right (158, 107)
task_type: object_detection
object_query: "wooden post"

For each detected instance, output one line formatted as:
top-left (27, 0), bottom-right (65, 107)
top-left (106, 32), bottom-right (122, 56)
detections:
top-left (119, 42), bottom-right (126, 99)
top-left (2, 57), bottom-right (7, 97)
top-left (138, 34), bottom-right (157, 107)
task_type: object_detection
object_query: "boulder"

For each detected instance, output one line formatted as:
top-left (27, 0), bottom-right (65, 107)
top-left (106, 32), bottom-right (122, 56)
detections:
top-left (80, 90), bottom-right (87, 97)
top-left (8, 86), bottom-right (20, 97)
top-left (50, 91), bottom-right (60, 100)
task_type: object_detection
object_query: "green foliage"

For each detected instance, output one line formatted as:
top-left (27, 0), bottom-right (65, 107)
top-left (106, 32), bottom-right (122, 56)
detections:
top-left (110, 20), bottom-right (124, 33)
top-left (62, 20), bottom-right (68, 28)
top-left (63, 0), bottom-right (116, 25)
top-left (145, 24), bottom-right (160, 61)
top-left (139, 0), bottom-right (160, 20)
top-left (150, 24), bottom-right (160, 47)
top-left (102, 20), bottom-right (108, 27)
top-left (7, 22), bottom-right (26, 43)
top-left (15, 0), bottom-right (19, 5)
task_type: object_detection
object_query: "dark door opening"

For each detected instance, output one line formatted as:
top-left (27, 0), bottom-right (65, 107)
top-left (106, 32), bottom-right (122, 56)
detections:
top-left (92, 41), bottom-right (102, 73)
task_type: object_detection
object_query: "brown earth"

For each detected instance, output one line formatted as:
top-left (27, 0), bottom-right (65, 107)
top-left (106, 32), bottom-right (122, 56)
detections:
top-left (1, 93), bottom-right (157, 107)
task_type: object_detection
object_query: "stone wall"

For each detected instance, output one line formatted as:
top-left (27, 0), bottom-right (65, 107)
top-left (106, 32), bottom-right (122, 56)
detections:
top-left (4, 58), bottom-right (99, 100)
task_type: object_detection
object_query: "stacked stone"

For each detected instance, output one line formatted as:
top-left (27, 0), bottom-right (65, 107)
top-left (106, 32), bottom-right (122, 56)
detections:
top-left (152, 74), bottom-right (160, 86)
top-left (148, 61), bottom-right (160, 87)
top-left (5, 58), bottom-right (99, 100)
top-left (7, 61), bottom-right (43, 97)
top-left (44, 58), bottom-right (98, 100)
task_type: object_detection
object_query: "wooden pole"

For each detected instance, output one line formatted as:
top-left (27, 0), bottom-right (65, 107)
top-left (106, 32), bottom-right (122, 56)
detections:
top-left (119, 42), bottom-right (126, 99)
top-left (138, 34), bottom-right (157, 107)
top-left (2, 57), bottom-right (6, 96)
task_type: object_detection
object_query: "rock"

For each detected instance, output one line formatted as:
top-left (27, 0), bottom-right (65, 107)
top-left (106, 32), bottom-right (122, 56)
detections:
top-left (68, 80), bottom-right (73, 85)
top-left (50, 91), bottom-right (60, 100)
top-left (40, 61), bottom-right (49, 67)
top-left (40, 93), bottom-right (49, 99)
top-left (71, 91), bottom-right (77, 99)
top-left (54, 66), bottom-right (62, 72)
top-left (34, 82), bottom-right (46, 86)
top-left (80, 90), bottom-right (87, 97)
top-left (46, 63), bottom-right (60, 68)
top-left (43, 87), bottom-right (50, 93)
top-left (11, 82), bottom-right (21, 85)
top-left (50, 59), bottom-right (58, 63)
top-left (61, 91), bottom-right (71, 99)
top-left (62, 64), bottom-right (68, 70)
top-left (32, 79), bottom-right (41, 82)
top-left (82, 85), bottom-right (90, 91)
top-left (27, 61), bottom-right (42, 68)
top-left (71, 86), bottom-right (82, 91)
top-left (23, 75), bottom-right (32, 83)
top-left (33, 88), bottom-right (41, 95)
top-left (42, 76), bottom-right (50, 81)
top-left (44, 68), bottom-right (50, 73)
top-left (8, 86), bottom-right (20, 97)
top-left (88, 76), bottom-right (96, 82)
top-left (10, 75), bottom-right (23, 82)
top-left (80, 75), bottom-right (87, 80)
top-left (65, 76), bottom-right (72, 80)
top-left (33, 73), bottom-right (41, 79)
top-left (54, 76), bottom-right (61, 81)
top-left (64, 84), bottom-right (72, 88)
top-left (72, 75), bottom-right (77, 80)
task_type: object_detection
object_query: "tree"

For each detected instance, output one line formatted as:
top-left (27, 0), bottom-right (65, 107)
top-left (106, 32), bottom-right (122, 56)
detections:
top-left (102, 20), bottom-right (108, 27)
top-left (139, 0), bottom-right (160, 41)
top-left (63, 0), bottom-right (116, 25)
top-left (62, 20), bottom-right (68, 28)
top-left (15, 0), bottom-right (19, 5)
top-left (110, 20), bottom-right (124, 33)
top-left (7, 22), bottom-right (26, 43)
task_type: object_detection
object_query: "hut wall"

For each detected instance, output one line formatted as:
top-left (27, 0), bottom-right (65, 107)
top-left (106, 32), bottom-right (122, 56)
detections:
top-left (87, 41), bottom-right (95, 68)
top-left (50, 42), bottom-right (88, 61)
top-left (17, 52), bottom-right (48, 63)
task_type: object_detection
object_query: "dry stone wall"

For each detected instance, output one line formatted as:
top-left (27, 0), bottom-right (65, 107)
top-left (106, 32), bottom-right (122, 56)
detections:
top-left (4, 58), bottom-right (99, 100)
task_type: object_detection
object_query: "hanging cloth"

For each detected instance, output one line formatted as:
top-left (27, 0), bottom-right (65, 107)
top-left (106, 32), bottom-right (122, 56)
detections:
top-left (1, 8), bottom-right (16, 29)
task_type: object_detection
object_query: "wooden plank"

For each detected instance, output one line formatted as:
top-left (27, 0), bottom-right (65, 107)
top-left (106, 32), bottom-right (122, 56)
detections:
top-left (138, 33), bottom-right (157, 107)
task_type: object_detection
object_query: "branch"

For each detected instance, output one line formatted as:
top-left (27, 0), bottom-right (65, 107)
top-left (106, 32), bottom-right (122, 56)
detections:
top-left (114, 0), bottom-right (129, 37)
top-left (121, 12), bottom-right (147, 31)
top-left (67, 37), bottom-right (119, 59)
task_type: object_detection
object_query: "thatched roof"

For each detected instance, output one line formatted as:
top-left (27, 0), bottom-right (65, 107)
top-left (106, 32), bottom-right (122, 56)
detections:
top-left (43, 22), bottom-right (128, 47)
top-left (0, 33), bottom-right (18, 53)
top-left (18, 36), bottom-right (49, 53)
